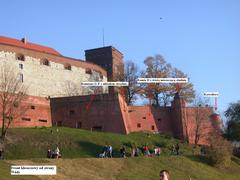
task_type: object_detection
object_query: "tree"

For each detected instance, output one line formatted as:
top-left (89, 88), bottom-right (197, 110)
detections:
top-left (0, 62), bottom-right (27, 147)
top-left (141, 55), bottom-right (195, 106)
top-left (63, 80), bottom-right (82, 96)
top-left (225, 101), bottom-right (240, 141)
top-left (171, 68), bottom-right (195, 103)
top-left (190, 95), bottom-right (211, 145)
top-left (122, 60), bottom-right (142, 105)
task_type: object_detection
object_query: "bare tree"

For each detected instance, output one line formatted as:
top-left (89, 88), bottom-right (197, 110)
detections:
top-left (0, 62), bottom-right (28, 146)
top-left (63, 80), bottom-right (82, 96)
top-left (123, 60), bottom-right (142, 105)
top-left (189, 95), bottom-right (211, 145)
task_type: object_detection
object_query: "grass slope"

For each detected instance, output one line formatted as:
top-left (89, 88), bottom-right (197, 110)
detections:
top-left (0, 127), bottom-right (239, 180)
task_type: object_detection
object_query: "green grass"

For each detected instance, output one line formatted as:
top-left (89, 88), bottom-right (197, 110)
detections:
top-left (0, 127), bottom-right (239, 180)
top-left (4, 127), bottom-right (182, 159)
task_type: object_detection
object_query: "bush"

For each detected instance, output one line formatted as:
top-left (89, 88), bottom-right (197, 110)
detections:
top-left (206, 134), bottom-right (232, 169)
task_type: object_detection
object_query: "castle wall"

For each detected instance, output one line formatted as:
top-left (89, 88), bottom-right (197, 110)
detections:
top-left (50, 94), bottom-right (127, 134)
top-left (0, 44), bottom-right (108, 98)
top-left (0, 95), bottom-right (51, 128)
top-left (184, 107), bottom-right (217, 145)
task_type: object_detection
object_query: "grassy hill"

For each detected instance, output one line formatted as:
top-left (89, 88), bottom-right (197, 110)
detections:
top-left (0, 127), bottom-right (240, 180)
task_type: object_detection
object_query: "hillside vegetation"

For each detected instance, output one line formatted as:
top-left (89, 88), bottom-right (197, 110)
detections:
top-left (0, 127), bottom-right (239, 180)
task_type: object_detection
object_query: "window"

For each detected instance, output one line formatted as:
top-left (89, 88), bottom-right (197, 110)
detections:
top-left (64, 63), bottom-right (71, 70)
top-left (16, 54), bottom-right (25, 61)
top-left (41, 59), bottom-right (50, 66)
top-left (152, 125), bottom-right (155, 130)
top-left (31, 105), bottom-right (35, 110)
top-left (158, 118), bottom-right (161, 121)
top-left (142, 117), bottom-right (146, 119)
top-left (57, 121), bottom-right (62, 126)
top-left (85, 68), bottom-right (92, 74)
top-left (22, 117), bottom-right (31, 121)
top-left (137, 123), bottom-right (141, 128)
top-left (17, 73), bottom-right (23, 83)
top-left (39, 119), bottom-right (47, 122)
top-left (77, 122), bottom-right (82, 128)
top-left (69, 110), bottom-right (75, 115)
top-left (19, 64), bottom-right (23, 69)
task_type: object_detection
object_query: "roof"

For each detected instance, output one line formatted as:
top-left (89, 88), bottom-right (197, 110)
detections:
top-left (85, 46), bottom-right (123, 55)
top-left (0, 36), bottom-right (61, 56)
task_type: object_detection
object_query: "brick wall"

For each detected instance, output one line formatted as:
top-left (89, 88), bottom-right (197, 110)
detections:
top-left (0, 95), bottom-right (51, 128)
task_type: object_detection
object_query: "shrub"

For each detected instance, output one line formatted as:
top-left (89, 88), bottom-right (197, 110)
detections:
top-left (206, 134), bottom-right (232, 169)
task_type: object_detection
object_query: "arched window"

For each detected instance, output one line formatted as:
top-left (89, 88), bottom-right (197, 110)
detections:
top-left (41, 59), bottom-right (50, 66)
top-left (64, 63), bottom-right (71, 70)
top-left (16, 53), bottom-right (25, 61)
top-left (85, 68), bottom-right (92, 74)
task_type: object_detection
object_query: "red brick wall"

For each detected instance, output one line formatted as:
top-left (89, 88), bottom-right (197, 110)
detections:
top-left (184, 107), bottom-right (220, 145)
top-left (0, 95), bottom-right (51, 128)
top-left (50, 94), bottom-right (127, 134)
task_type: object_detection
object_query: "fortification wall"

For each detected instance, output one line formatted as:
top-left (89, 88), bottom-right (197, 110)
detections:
top-left (50, 94), bottom-right (127, 134)
top-left (0, 95), bottom-right (51, 128)
top-left (0, 44), bottom-right (108, 98)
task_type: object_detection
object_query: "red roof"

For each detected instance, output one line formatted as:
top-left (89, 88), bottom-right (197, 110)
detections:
top-left (0, 36), bottom-right (61, 56)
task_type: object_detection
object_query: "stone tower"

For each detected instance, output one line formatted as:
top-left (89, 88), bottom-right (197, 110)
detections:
top-left (85, 46), bottom-right (124, 81)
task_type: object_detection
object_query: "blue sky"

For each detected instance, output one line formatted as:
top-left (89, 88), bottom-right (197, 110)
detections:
top-left (0, 0), bottom-right (239, 116)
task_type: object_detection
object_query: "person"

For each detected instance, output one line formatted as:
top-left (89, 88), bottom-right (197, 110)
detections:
top-left (120, 146), bottom-right (126, 158)
top-left (54, 146), bottom-right (60, 159)
top-left (160, 170), bottom-right (170, 180)
top-left (135, 147), bottom-right (140, 157)
top-left (108, 145), bottom-right (113, 158)
top-left (144, 145), bottom-right (150, 156)
top-left (175, 143), bottom-right (180, 155)
top-left (47, 148), bottom-right (52, 158)
top-left (103, 145), bottom-right (108, 158)
top-left (0, 148), bottom-right (4, 160)
top-left (171, 145), bottom-right (176, 155)
top-left (131, 147), bottom-right (136, 157)
top-left (154, 147), bottom-right (161, 156)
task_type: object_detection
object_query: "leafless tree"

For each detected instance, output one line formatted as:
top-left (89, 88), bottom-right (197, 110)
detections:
top-left (63, 80), bottom-right (82, 96)
top-left (122, 60), bottom-right (142, 105)
top-left (188, 95), bottom-right (211, 145)
top-left (0, 62), bottom-right (28, 146)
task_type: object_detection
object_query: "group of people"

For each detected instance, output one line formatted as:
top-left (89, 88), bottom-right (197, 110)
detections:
top-left (47, 146), bottom-right (61, 159)
top-left (99, 145), bottom-right (113, 158)
top-left (100, 145), bottom-right (162, 158)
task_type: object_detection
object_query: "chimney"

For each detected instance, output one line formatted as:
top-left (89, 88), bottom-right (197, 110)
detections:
top-left (21, 37), bottom-right (27, 44)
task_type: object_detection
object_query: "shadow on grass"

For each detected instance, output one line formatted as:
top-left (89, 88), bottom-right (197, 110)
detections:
top-left (185, 155), bottom-right (211, 165)
top-left (77, 141), bottom-right (122, 158)
top-left (77, 141), bottom-right (103, 157)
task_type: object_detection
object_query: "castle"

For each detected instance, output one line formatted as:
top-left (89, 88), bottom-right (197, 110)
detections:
top-left (0, 36), bottom-right (221, 144)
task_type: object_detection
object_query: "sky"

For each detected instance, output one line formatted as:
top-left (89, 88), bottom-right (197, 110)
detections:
top-left (0, 0), bottom-right (239, 118)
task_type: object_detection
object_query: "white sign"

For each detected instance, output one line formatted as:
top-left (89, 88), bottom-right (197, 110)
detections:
top-left (137, 78), bottom-right (188, 83)
top-left (11, 165), bottom-right (57, 175)
top-left (203, 92), bottom-right (219, 97)
top-left (81, 82), bottom-right (129, 86)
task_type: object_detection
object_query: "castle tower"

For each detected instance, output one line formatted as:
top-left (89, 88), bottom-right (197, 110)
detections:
top-left (85, 46), bottom-right (124, 94)
top-left (171, 92), bottom-right (186, 139)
